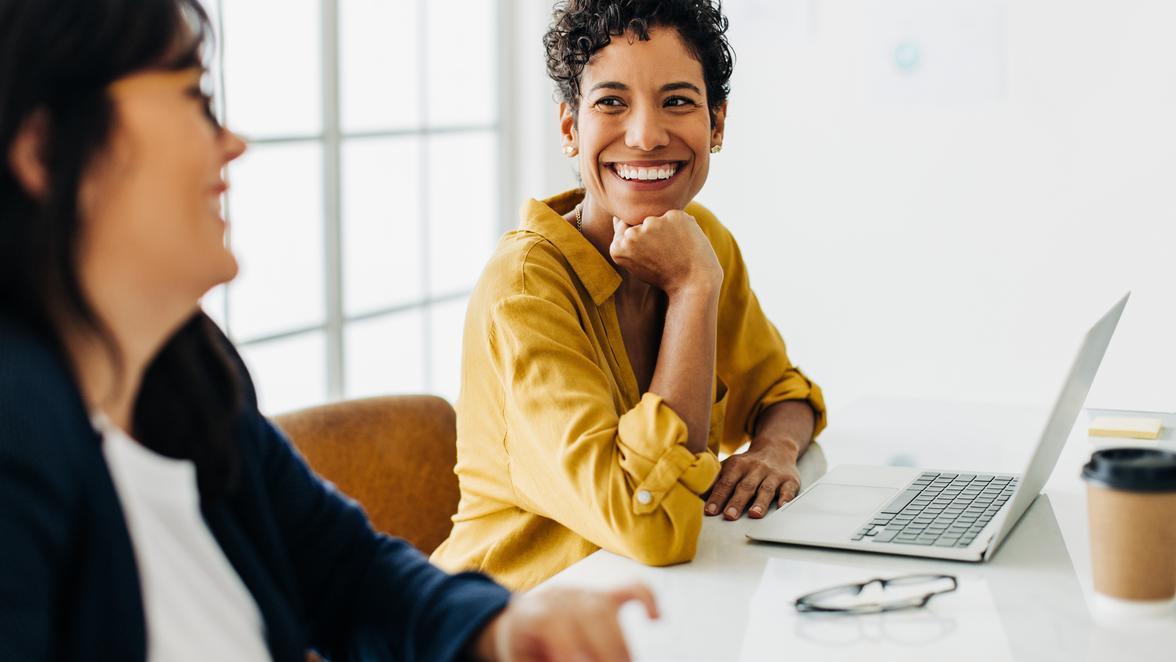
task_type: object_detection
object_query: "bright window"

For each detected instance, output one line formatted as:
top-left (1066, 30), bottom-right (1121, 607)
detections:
top-left (204, 0), bottom-right (501, 415)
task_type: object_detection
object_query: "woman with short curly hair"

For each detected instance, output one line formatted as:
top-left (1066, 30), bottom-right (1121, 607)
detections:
top-left (432, 0), bottom-right (826, 589)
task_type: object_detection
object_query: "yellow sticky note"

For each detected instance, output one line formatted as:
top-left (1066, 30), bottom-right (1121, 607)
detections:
top-left (1088, 416), bottom-right (1163, 440)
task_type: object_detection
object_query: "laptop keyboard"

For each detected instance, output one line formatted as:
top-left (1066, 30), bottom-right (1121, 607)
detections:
top-left (851, 471), bottom-right (1019, 548)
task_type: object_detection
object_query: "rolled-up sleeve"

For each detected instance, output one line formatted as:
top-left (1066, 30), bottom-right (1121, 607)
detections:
top-left (491, 291), bottom-right (721, 567)
top-left (617, 393), bottom-right (721, 514)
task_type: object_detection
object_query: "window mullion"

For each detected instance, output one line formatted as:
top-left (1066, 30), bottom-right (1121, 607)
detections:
top-left (214, 0), bottom-right (232, 335)
top-left (419, 0), bottom-right (432, 393)
top-left (496, 0), bottom-right (516, 236)
top-left (322, 0), bottom-right (345, 400)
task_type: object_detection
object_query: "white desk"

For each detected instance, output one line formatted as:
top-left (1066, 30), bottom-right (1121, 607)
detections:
top-left (541, 397), bottom-right (1176, 661)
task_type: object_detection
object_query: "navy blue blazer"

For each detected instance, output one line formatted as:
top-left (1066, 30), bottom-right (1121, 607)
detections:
top-left (0, 314), bottom-right (510, 661)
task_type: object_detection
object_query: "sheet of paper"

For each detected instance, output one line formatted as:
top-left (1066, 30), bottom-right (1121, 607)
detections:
top-left (737, 558), bottom-right (1014, 661)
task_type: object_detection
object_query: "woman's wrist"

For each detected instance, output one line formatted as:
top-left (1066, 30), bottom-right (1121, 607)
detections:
top-left (748, 432), bottom-right (802, 462)
top-left (664, 272), bottom-right (722, 300)
top-left (470, 611), bottom-right (505, 661)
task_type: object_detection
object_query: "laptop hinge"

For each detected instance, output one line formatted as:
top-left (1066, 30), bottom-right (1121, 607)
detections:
top-left (979, 534), bottom-right (997, 561)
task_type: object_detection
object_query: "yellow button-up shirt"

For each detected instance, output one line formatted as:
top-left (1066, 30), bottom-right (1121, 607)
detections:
top-left (431, 190), bottom-right (826, 589)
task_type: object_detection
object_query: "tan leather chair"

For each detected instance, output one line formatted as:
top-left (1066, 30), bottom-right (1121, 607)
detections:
top-left (273, 395), bottom-right (460, 555)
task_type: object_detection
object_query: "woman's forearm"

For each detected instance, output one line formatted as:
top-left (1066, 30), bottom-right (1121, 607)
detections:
top-left (750, 400), bottom-right (816, 457)
top-left (647, 284), bottom-right (721, 455)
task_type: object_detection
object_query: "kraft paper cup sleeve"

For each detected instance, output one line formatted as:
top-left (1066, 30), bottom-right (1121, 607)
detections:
top-left (1085, 483), bottom-right (1176, 603)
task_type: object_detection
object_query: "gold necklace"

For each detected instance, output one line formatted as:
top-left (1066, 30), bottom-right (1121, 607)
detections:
top-left (574, 204), bottom-right (583, 233)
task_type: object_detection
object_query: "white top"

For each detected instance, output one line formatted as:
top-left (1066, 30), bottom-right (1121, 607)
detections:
top-left (96, 414), bottom-right (271, 662)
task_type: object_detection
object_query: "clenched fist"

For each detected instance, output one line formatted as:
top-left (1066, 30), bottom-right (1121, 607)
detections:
top-left (609, 210), bottom-right (723, 295)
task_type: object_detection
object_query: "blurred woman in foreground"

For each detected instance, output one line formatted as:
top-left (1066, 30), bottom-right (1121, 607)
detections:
top-left (0, 0), bottom-right (654, 659)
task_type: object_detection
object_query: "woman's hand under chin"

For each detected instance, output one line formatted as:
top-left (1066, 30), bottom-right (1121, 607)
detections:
top-left (608, 210), bottom-right (723, 297)
top-left (472, 583), bottom-right (659, 662)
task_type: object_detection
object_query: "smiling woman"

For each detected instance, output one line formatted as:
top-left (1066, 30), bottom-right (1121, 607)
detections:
top-left (430, 0), bottom-right (828, 590)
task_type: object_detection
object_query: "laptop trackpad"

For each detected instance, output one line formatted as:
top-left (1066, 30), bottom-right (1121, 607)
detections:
top-left (787, 483), bottom-right (897, 518)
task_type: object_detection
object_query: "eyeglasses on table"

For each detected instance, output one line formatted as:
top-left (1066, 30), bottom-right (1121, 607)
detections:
top-left (794, 574), bottom-right (959, 615)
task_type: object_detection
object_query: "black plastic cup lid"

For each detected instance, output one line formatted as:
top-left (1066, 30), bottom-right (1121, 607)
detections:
top-left (1082, 448), bottom-right (1176, 492)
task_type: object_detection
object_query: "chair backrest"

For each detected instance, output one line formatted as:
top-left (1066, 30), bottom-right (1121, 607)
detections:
top-left (273, 395), bottom-right (459, 555)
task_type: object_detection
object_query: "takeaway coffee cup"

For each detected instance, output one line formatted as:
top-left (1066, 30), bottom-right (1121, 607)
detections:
top-left (1082, 448), bottom-right (1176, 610)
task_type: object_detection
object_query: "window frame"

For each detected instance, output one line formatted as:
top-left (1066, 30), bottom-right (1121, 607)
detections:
top-left (208, 0), bottom-right (517, 409)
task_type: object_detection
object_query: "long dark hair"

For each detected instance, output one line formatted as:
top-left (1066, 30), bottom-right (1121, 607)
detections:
top-left (0, 0), bottom-right (244, 496)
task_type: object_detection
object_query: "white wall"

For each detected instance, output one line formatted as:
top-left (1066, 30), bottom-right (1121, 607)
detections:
top-left (516, 0), bottom-right (1176, 414)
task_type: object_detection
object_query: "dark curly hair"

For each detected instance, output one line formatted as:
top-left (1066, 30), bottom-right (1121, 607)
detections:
top-left (544, 0), bottom-right (735, 125)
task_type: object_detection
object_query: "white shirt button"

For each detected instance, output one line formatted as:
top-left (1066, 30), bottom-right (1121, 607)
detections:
top-left (636, 489), bottom-right (652, 505)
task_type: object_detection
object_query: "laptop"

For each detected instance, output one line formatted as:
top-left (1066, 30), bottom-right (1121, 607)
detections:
top-left (746, 293), bottom-right (1129, 562)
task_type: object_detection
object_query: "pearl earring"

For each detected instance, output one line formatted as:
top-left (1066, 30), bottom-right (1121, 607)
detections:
top-left (562, 145), bottom-right (577, 157)
top-left (710, 144), bottom-right (723, 154)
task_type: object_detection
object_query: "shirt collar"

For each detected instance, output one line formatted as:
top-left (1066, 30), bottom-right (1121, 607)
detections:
top-left (519, 189), bottom-right (622, 305)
